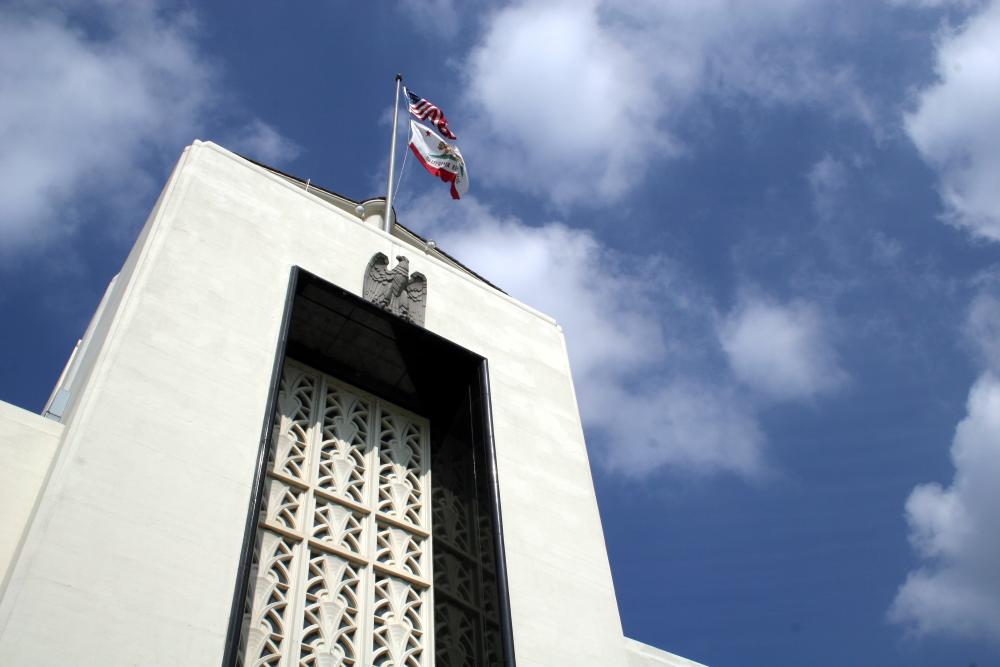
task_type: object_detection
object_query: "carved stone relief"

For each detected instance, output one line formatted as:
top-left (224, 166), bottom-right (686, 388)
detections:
top-left (363, 253), bottom-right (427, 326)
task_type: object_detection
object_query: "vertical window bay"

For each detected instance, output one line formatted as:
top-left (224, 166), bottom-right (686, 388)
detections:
top-left (239, 360), bottom-right (432, 667)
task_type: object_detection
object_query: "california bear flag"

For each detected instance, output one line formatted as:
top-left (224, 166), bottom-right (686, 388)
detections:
top-left (408, 120), bottom-right (469, 199)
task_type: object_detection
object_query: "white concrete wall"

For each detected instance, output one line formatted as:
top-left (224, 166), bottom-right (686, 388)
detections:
top-left (625, 638), bottom-right (709, 667)
top-left (55, 147), bottom-right (186, 429)
top-left (0, 402), bottom-right (62, 586)
top-left (0, 141), bottom-right (627, 666)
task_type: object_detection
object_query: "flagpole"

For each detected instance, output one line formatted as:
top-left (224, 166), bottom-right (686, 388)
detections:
top-left (384, 73), bottom-right (403, 234)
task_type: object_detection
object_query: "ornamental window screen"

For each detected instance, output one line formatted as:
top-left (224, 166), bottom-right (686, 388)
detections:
top-left (432, 436), bottom-right (503, 666)
top-left (239, 360), bottom-right (432, 666)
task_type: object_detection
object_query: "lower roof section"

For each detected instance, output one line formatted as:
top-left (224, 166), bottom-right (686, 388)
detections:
top-left (625, 637), bottom-right (709, 667)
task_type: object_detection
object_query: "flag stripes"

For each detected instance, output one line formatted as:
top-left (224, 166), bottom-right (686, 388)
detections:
top-left (404, 86), bottom-right (457, 140)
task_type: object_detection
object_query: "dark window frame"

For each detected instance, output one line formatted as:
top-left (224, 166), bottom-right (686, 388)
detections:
top-left (221, 266), bottom-right (515, 667)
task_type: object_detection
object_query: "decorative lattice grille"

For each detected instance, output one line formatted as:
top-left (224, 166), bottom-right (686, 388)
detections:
top-left (431, 446), bottom-right (503, 667)
top-left (241, 360), bottom-right (432, 667)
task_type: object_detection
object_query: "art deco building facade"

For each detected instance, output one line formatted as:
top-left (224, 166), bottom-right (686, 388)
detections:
top-left (0, 141), bottom-right (704, 667)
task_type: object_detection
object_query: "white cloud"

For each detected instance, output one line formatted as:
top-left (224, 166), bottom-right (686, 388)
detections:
top-left (808, 155), bottom-right (848, 221)
top-left (412, 201), bottom-right (664, 380)
top-left (406, 194), bottom-right (768, 477)
top-left (594, 380), bottom-right (766, 476)
top-left (889, 0), bottom-right (982, 7)
top-left (226, 120), bottom-right (302, 166)
top-left (904, 0), bottom-right (1000, 240)
top-left (719, 294), bottom-right (846, 401)
top-left (460, 0), bottom-right (877, 205)
top-left (889, 372), bottom-right (1000, 641)
top-left (0, 2), bottom-right (297, 251)
top-left (463, 2), bottom-right (672, 205)
top-left (398, 0), bottom-right (460, 37)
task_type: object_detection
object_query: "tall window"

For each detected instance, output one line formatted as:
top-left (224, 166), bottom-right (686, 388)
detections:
top-left (239, 360), bottom-right (432, 666)
top-left (432, 433), bottom-right (503, 666)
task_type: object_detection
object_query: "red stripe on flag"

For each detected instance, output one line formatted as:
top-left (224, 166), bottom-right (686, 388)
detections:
top-left (409, 143), bottom-right (462, 199)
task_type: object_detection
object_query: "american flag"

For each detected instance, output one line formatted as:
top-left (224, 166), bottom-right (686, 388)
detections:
top-left (404, 86), bottom-right (457, 140)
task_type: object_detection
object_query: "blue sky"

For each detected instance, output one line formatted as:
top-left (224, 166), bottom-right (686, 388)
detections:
top-left (2, 1), bottom-right (1000, 665)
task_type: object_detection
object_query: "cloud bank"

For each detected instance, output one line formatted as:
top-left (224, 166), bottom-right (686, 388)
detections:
top-left (890, 291), bottom-right (1000, 642)
top-left (889, 373), bottom-right (1000, 641)
top-left (460, 0), bottom-right (876, 206)
top-left (893, 26), bottom-right (1000, 623)
top-left (0, 2), bottom-right (297, 251)
top-left (905, 0), bottom-right (1000, 240)
top-left (720, 294), bottom-right (846, 402)
top-left (406, 196), bottom-right (844, 477)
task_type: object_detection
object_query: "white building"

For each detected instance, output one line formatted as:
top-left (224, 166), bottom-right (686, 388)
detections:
top-left (0, 141), bottom-right (705, 667)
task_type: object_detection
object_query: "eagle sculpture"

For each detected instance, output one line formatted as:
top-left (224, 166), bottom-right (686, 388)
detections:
top-left (362, 252), bottom-right (427, 326)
